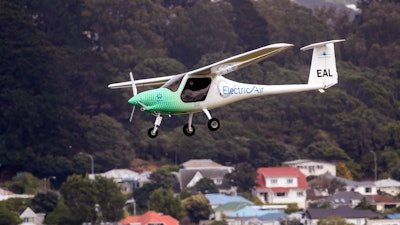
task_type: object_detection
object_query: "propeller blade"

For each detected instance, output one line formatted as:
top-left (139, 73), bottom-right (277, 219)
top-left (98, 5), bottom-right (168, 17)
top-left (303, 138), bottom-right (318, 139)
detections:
top-left (129, 106), bottom-right (135, 123)
top-left (130, 72), bottom-right (137, 96)
top-left (129, 72), bottom-right (137, 123)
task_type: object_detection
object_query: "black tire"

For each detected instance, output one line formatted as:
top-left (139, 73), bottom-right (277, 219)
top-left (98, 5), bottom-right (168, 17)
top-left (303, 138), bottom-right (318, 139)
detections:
top-left (208, 118), bottom-right (220, 131)
top-left (183, 124), bottom-right (195, 136)
top-left (148, 128), bottom-right (158, 138)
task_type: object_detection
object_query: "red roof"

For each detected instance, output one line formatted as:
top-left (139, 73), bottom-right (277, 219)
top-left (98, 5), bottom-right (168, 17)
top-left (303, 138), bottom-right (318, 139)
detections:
top-left (368, 194), bottom-right (400, 203)
top-left (256, 167), bottom-right (307, 190)
top-left (119, 211), bottom-right (179, 225)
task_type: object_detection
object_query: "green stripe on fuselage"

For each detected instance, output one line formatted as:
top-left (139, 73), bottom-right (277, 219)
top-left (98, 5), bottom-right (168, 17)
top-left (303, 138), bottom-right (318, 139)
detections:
top-left (130, 88), bottom-right (194, 114)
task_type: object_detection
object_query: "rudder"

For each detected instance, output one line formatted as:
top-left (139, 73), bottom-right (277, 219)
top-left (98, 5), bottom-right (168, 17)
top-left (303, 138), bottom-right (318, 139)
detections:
top-left (301, 39), bottom-right (345, 91)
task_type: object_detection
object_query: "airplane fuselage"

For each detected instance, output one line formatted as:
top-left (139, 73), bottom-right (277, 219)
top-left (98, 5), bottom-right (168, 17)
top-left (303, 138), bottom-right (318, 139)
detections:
top-left (128, 73), bottom-right (324, 115)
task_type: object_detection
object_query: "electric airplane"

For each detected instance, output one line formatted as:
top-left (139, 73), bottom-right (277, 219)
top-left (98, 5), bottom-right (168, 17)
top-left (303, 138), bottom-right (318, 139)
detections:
top-left (108, 39), bottom-right (344, 138)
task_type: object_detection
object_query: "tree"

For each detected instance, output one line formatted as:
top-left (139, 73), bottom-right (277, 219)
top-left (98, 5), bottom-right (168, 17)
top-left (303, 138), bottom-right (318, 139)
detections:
top-left (336, 162), bottom-right (353, 180)
top-left (149, 187), bottom-right (184, 219)
top-left (59, 175), bottom-right (125, 224)
top-left (0, 203), bottom-right (22, 225)
top-left (356, 197), bottom-right (376, 211)
top-left (317, 216), bottom-right (354, 225)
top-left (182, 194), bottom-right (213, 224)
top-left (225, 162), bottom-right (256, 192)
top-left (192, 177), bottom-right (219, 194)
top-left (149, 169), bottom-right (178, 189)
top-left (308, 176), bottom-right (346, 196)
top-left (3, 172), bottom-right (42, 194)
top-left (31, 192), bottom-right (58, 214)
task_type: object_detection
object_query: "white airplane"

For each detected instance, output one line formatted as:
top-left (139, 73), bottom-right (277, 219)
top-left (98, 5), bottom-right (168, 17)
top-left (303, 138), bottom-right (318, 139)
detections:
top-left (109, 39), bottom-right (344, 138)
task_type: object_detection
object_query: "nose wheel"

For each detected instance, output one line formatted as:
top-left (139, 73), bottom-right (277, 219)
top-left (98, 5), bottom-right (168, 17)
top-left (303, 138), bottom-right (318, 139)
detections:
top-left (148, 114), bottom-right (162, 138)
top-left (183, 124), bottom-right (195, 136)
top-left (148, 128), bottom-right (158, 138)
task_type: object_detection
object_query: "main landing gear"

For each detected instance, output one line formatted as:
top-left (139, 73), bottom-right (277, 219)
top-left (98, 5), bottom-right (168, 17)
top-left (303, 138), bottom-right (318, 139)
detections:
top-left (182, 109), bottom-right (220, 137)
top-left (146, 109), bottom-right (220, 138)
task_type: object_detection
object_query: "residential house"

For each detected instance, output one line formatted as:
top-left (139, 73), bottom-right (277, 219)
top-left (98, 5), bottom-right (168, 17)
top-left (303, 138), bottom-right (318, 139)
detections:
top-left (224, 206), bottom-right (287, 225)
top-left (205, 193), bottom-right (253, 221)
top-left (283, 159), bottom-right (336, 177)
top-left (253, 167), bottom-right (307, 209)
top-left (205, 193), bottom-right (253, 209)
top-left (323, 175), bottom-right (378, 195)
top-left (374, 178), bottom-right (400, 196)
top-left (319, 191), bottom-right (367, 208)
top-left (366, 219), bottom-right (400, 225)
top-left (0, 188), bottom-right (34, 201)
top-left (309, 179), bottom-right (400, 212)
top-left (303, 206), bottom-right (382, 225)
top-left (387, 213), bottom-right (400, 219)
top-left (99, 169), bottom-right (151, 194)
top-left (19, 207), bottom-right (45, 225)
top-left (242, 212), bottom-right (287, 225)
top-left (177, 159), bottom-right (235, 194)
top-left (118, 210), bottom-right (179, 225)
top-left (367, 194), bottom-right (400, 212)
top-left (213, 201), bottom-right (251, 221)
top-left (315, 176), bottom-right (400, 197)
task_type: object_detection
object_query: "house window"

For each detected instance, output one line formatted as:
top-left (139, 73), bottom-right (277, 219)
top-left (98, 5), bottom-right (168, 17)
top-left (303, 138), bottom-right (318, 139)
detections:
top-left (214, 178), bottom-right (222, 185)
top-left (287, 178), bottom-right (293, 184)
top-left (271, 179), bottom-right (277, 184)
top-left (365, 187), bottom-right (371, 193)
top-left (275, 192), bottom-right (286, 197)
top-left (317, 165), bottom-right (324, 169)
top-left (297, 191), bottom-right (304, 197)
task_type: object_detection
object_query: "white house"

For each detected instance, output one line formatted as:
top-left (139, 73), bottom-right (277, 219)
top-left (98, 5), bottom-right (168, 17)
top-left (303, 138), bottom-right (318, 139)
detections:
top-left (282, 159), bottom-right (336, 177)
top-left (253, 167), bottom-right (307, 209)
top-left (99, 169), bottom-right (151, 194)
top-left (19, 207), bottom-right (45, 225)
top-left (325, 175), bottom-right (379, 196)
top-left (374, 178), bottom-right (400, 196)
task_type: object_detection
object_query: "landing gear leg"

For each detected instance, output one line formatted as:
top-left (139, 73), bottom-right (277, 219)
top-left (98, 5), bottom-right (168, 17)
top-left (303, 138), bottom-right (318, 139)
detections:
top-left (183, 113), bottom-right (195, 136)
top-left (203, 108), bottom-right (220, 131)
top-left (148, 114), bottom-right (162, 138)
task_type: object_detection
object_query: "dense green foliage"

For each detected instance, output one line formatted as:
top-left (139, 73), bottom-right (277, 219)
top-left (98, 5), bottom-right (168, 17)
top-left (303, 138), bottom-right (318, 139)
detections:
top-left (1, 0), bottom-right (400, 187)
top-left (52, 175), bottom-right (125, 224)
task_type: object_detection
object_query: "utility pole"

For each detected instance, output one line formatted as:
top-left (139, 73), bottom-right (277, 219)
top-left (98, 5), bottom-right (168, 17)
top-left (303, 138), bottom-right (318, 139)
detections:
top-left (80, 152), bottom-right (95, 180)
top-left (371, 151), bottom-right (377, 181)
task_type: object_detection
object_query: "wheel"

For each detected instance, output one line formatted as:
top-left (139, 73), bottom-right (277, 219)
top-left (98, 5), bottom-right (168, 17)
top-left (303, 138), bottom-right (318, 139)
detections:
top-left (183, 124), bottom-right (195, 136)
top-left (208, 118), bottom-right (220, 131)
top-left (147, 128), bottom-right (158, 138)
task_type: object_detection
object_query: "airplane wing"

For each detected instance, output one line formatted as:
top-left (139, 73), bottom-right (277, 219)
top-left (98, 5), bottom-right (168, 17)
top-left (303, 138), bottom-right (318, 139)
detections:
top-left (189, 43), bottom-right (293, 76)
top-left (108, 43), bottom-right (293, 89)
top-left (108, 74), bottom-right (178, 89)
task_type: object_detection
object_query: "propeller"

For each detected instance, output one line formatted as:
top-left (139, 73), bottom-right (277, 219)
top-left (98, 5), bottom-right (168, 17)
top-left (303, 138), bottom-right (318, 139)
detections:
top-left (129, 72), bottom-right (137, 122)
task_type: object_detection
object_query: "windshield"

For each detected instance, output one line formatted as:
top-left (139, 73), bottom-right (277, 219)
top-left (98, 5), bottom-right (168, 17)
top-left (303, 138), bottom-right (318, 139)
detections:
top-left (161, 74), bottom-right (185, 92)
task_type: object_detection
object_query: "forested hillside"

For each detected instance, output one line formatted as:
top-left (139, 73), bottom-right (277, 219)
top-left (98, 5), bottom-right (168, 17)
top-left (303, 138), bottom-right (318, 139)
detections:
top-left (1, 0), bottom-right (400, 183)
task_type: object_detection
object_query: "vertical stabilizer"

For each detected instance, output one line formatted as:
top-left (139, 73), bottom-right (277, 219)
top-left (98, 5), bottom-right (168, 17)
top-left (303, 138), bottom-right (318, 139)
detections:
top-left (301, 40), bottom-right (344, 91)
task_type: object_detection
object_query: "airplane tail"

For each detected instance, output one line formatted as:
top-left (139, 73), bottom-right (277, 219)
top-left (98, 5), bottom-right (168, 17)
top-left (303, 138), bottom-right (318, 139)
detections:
top-left (301, 40), bottom-right (345, 92)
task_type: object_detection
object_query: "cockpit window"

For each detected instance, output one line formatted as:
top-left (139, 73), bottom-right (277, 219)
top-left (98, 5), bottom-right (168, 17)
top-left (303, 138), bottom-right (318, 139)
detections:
top-left (181, 77), bottom-right (212, 102)
top-left (161, 74), bottom-right (185, 92)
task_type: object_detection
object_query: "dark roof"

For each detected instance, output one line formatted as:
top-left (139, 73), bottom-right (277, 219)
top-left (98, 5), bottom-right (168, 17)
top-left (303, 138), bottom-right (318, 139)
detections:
top-left (305, 206), bottom-right (381, 219)
top-left (323, 191), bottom-right (367, 205)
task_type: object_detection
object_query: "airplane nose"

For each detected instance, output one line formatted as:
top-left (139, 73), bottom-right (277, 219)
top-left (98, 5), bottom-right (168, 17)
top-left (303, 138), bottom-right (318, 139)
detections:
top-left (128, 95), bottom-right (141, 106)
